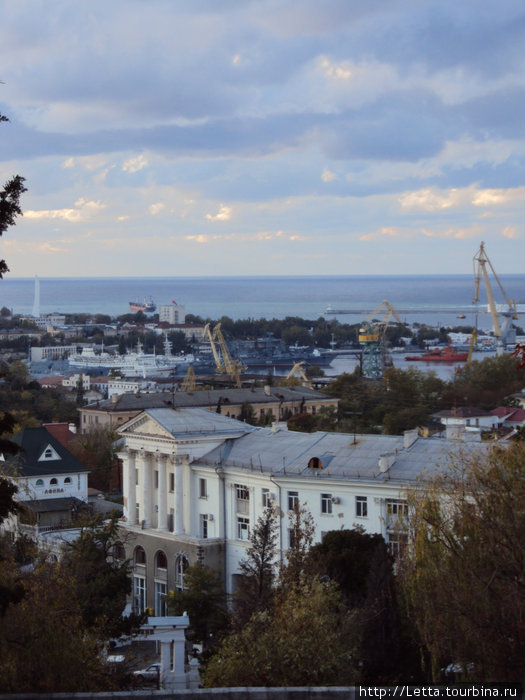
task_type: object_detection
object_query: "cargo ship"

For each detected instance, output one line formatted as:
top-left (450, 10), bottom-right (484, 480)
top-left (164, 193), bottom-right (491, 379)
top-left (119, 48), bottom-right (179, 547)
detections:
top-left (129, 297), bottom-right (156, 313)
top-left (405, 347), bottom-right (468, 362)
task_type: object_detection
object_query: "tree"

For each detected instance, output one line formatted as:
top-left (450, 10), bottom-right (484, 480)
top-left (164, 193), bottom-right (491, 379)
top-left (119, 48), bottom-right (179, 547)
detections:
top-left (167, 562), bottom-right (228, 653)
top-left (233, 505), bottom-right (278, 627)
top-left (203, 577), bottom-right (359, 687)
top-left (280, 501), bottom-right (315, 589)
top-left (400, 441), bottom-right (525, 682)
top-left (60, 514), bottom-right (143, 639)
top-left (69, 426), bottom-right (120, 491)
top-left (0, 560), bottom-right (120, 692)
top-left (0, 111), bottom-right (26, 278)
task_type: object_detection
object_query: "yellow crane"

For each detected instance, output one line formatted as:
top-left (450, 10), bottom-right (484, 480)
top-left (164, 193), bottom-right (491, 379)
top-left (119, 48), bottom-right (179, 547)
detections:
top-left (180, 365), bottom-right (196, 392)
top-left (202, 322), bottom-right (244, 387)
top-left (358, 300), bottom-right (403, 379)
top-left (285, 361), bottom-right (313, 389)
top-left (473, 242), bottom-right (518, 348)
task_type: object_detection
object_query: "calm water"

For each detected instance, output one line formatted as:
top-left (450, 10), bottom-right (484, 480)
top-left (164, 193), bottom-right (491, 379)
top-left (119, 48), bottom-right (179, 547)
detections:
top-left (1, 275), bottom-right (525, 332)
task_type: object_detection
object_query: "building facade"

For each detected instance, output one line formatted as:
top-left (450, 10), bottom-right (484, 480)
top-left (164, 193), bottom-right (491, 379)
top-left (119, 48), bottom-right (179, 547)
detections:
top-left (116, 408), bottom-right (489, 614)
top-left (158, 302), bottom-right (186, 325)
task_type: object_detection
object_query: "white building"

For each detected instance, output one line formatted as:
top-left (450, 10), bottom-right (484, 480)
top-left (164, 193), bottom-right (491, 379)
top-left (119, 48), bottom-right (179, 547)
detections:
top-left (159, 301), bottom-right (186, 325)
top-left (116, 408), bottom-right (490, 613)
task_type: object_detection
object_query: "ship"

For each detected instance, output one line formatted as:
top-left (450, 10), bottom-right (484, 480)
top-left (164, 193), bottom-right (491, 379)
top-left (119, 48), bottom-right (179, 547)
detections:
top-left (405, 347), bottom-right (468, 363)
top-left (129, 297), bottom-right (156, 313)
top-left (68, 338), bottom-right (192, 377)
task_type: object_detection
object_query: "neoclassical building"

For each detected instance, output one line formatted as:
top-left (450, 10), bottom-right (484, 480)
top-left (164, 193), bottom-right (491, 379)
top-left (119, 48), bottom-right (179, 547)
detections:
top-left (116, 407), bottom-right (489, 614)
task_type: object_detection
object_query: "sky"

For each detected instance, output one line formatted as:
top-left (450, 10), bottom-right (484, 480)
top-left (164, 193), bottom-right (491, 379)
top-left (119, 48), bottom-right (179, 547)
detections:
top-left (1, 0), bottom-right (525, 277)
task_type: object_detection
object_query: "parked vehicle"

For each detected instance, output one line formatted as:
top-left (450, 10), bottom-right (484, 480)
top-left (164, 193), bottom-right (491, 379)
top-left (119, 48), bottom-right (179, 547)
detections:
top-left (133, 662), bottom-right (160, 684)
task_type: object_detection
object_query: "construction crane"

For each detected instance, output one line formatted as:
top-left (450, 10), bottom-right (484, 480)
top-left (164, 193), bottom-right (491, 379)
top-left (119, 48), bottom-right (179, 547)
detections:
top-left (180, 365), bottom-right (196, 392)
top-left (202, 323), bottom-right (244, 387)
top-left (358, 300), bottom-right (403, 379)
top-left (285, 361), bottom-right (313, 389)
top-left (473, 242), bottom-right (519, 350)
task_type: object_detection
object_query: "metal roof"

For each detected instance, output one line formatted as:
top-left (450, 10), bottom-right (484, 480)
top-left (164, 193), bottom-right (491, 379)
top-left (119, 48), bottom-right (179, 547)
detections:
top-left (201, 428), bottom-right (491, 484)
top-left (144, 407), bottom-right (254, 438)
top-left (6, 427), bottom-right (89, 477)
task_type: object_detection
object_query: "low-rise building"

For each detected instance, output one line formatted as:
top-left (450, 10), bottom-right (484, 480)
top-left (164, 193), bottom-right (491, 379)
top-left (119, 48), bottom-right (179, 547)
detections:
top-left (78, 385), bottom-right (339, 434)
top-left (158, 301), bottom-right (186, 325)
top-left (116, 408), bottom-right (491, 613)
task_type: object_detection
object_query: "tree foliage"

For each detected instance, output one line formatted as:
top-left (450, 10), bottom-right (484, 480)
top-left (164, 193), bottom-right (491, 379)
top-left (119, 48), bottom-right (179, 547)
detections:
top-left (233, 505), bottom-right (278, 627)
top-left (167, 562), bottom-right (228, 652)
top-left (400, 441), bottom-right (525, 681)
top-left (0, 109), bottom-right (26, 278)
top-left (203, 577), bottom-right (359, 687)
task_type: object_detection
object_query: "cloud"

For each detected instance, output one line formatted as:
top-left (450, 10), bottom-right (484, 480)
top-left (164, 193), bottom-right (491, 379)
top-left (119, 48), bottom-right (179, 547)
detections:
top-left (318, 56), bottom-right (353, 82)
top-left (398, 186), bottom-right (525, 213)
top-left (24, 199), bottom-right (106, 222)
top-left (122, 154), bottom-right (149, 173)
top-left (360, 227), bottom-right (402, 242)
top-left (321, 169), bottom-right (336, 182)
top-left (502, 226), bottom-right (518, 239)
top-left (205, 205), bottom-right (232, 222)
top-left (149, 202), bottom-right (165, 216)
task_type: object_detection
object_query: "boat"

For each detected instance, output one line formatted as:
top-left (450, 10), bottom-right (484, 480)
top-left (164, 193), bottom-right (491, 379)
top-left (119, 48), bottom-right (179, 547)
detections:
top-left (68, 338), bottom-right (193, 377)
top-left (405, 347), bottom-right (468, 363)
top-left (129, 297), bottom-right (156, 313)
top-left (457, 313), bottom-right (466, 319)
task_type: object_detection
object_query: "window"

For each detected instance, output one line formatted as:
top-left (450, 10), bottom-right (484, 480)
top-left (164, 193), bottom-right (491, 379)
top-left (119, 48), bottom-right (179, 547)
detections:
top-left (175, 554), bottom-right (189, 590)
top-left (154, 581), bottom-right (167, 616)
top-left (45, 448), bottom-right (53, 459)
top-left (386, 500), bottom-right (409, 518)
top-left (50, 478), bottom-right (58, 486)
top-left (154, 470), bottom-right (159, 489)
top-left (135, 468), bottom-right (139, 486)
top-left (134, 546), bottom-right (146, 566)
top-left (288, 491), bottom-right (299, 511)
top-left (155, 550), bottom-right (167, 573)
top-left (64, 477), bottom-right (72, 484)
top-left (169, 473), bottom-right (174, 492)
top-left (168, 508), bottom-right (174, 533)
top-left (321, 493), bottom-right (332, 514)
top-left (387, 533), bottom-right (408, 560)
top-left (235, 484), bottom-right (249, 514)
top-left (200, 513), bottom-right (209, 539)
top-left (199, 478), bottom-right (207, 499)
top-left (133, 576), bottom-right (146, 614)
top-left (262, 488), bottom-right (271, 507)
top-left (113, 542), bottom-right (126, 560)
top-left (237, 516), bottom-right (250, 540)
top-left (35, 479), bottom-right (44, 487)
top-left (356, 496), bottom-right (368, 518)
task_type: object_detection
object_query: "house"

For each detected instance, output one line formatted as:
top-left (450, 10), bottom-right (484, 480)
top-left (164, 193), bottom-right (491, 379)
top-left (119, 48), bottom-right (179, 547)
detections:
top-left (490, 407), bottom-right (525, 431)
top-left (1, 426), bottom-right (90, 537)
top-left (78, 386), bottom-right (339, 434)
top-left (116, 408), bottom-right (492, 614)
top-left (433, 406), bottom-right (498, 438)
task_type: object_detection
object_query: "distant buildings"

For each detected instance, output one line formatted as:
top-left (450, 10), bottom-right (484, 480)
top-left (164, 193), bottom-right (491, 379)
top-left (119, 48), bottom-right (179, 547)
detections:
top-left (158, 301), bottom-right (186, 325)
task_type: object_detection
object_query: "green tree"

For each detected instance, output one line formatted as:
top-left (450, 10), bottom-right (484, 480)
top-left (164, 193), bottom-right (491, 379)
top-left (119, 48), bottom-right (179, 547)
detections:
top-left (167, 562), bottom-right (227, 653)
top-left (203, 577), bottom-right (359, 687)
top-left (69, 426), bottom-right (120, 491)
top-left (60, 514), bottom-right (142, 639)
top-left (0, 112), bottom-right (26, 279)
top-left (234, 505), bottom-right (278, 627)
top-left (400, 441), bottom-right (525, 682)
top-left (280, 502), bottom-right (315, 589)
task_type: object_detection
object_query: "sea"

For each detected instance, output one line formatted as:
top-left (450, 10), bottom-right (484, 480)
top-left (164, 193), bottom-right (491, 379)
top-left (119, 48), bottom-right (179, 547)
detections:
top-left (3, 274), bottom-right (525, 382)
top-left (2, 274), bottom-right (525, 329)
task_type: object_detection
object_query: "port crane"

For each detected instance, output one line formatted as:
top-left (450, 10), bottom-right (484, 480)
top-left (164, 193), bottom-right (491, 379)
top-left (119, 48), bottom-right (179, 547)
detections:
top-left (358, 300), bottom-right (403, 379)
top-left (285, 361), bottom-right (313, 389)
top-left (473, 242), bottom-right (519, 351)
top-left (202, 323), bottom-right (244, 388)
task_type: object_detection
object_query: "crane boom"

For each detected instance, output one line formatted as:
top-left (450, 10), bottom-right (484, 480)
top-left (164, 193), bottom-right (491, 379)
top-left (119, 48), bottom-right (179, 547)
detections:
top-left (473, 242), bottom-right (518, 342)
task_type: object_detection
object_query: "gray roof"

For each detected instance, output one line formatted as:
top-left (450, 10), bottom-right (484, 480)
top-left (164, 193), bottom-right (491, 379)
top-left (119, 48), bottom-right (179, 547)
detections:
top-left (84, 386), bottom-right (335, 413)
top-left (201, 428), bottom-right (491, 485)
top-left (142, 407), bottom-right (254, 438)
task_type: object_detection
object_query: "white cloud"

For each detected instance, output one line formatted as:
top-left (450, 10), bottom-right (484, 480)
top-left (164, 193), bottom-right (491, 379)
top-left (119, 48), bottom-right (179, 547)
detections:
top-left (318, 56), bottom-right (353, 82)
top-left (205, 205), bottom-right (232, 222)
top-left (123, 154), bottom-right (149, 173)
top-left (502, 226), bottom-right (518, 239)
top-left (24, 198), bottom-right (106, 222)
top-left (321, 169), bottom-right (336, 182)
top-left (149, 202), bottom-right (165, 216)
top-left (61, 155), bottom-right (110, 171)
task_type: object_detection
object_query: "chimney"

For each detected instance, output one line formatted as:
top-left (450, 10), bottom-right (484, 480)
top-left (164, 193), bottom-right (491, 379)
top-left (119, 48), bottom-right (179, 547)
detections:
top-left (378, 452), bottom-right (396, 473)
top-left (111, 393), bottom-right (119, 404)
top-left (68, 423), bottom-right (77, 434)
top-left (264, 385), bottom-right (271, 396)
top-left (403, 429), bottom-right (418, 449)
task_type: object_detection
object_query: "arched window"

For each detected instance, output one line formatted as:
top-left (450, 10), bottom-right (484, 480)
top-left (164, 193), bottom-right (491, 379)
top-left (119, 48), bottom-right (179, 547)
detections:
top-left (113, 541), bottom-right (126, 560)
top-left (64, 477), bottom-right (72, 484)
top-left (134, 546), bottom-right (146, 566)
top-left (44, 448), bottom-right (53, 459)
top-left (308, 457), bottom-right (321, 469)
top-left (50, 477), bottom-right (58, 485)
top-left (155, 550), bottom-right (168, 580)
top-left (175, 554), bottom-right (189, 590)
top-left (35, 479), bottom-right (44, 487)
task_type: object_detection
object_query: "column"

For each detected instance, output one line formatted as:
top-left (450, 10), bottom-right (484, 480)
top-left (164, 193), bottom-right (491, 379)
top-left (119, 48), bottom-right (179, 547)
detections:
top-left (126, 450), bottom-right (136, 525)
top-left (139, 451), bottom-right (152, 528)
top-left (157, 454), bottom-right (167, 532)
top-left (175, 458), bottom-right (184, 535)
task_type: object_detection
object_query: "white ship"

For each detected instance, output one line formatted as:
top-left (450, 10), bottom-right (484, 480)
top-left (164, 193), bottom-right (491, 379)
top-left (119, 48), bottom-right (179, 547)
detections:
top-left (68, 337), bottom-right (193, 377)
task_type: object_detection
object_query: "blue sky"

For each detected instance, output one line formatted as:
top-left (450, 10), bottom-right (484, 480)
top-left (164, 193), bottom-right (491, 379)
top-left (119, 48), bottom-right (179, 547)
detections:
top-left (1, 0), bottom-right (525, 276)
